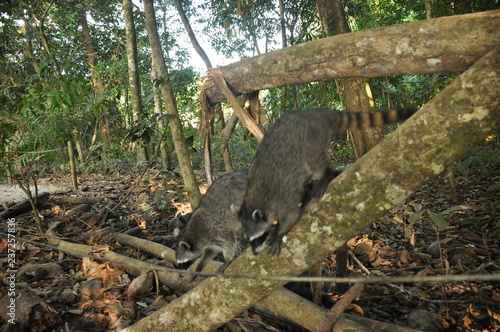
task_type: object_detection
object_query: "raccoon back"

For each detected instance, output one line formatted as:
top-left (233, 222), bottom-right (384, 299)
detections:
top-left (245, 107), bottom-right (417, 221)
top-left (178, 168), bottom-right (249, 260)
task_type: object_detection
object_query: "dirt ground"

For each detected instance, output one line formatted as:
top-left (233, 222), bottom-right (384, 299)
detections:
top-left (0, 182), bottom-right (71, 205)
top-left (0, 158), bottom-right (498, 331)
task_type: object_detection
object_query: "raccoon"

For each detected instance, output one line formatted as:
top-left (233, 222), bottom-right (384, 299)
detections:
top-left (173, 168), bottom-right (248, 280)
top-left (233, 107), bottom-right (417, 256)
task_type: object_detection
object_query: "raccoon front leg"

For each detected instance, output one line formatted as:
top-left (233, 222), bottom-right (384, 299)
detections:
top-left (268, 209), bottom-right (303, 256)
top-left (188, 248), bottom-right (218, 282)
top-left (217, 259), bottom-right (234, 274)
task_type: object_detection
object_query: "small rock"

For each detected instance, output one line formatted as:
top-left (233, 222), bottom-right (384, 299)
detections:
top-left (426, 241), bottom-right (441, 258)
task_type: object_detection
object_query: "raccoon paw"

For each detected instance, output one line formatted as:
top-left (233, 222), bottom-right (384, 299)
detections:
top-left (268, 241), bottom-right (281, 256)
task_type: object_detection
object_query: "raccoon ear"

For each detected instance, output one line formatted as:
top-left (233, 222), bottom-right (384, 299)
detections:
top-left (230, 204), bottom-right (241, 214)
top-left (178, 241), bottom-right (190, 252)
top-left (252, 209), bottom-right (265, 222)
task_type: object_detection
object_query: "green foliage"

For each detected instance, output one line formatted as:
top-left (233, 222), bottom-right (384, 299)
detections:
top-left (394, 204), bottom-right (467, 231)
top-left (347, 0), bottom-right (422, 30)
top-left (153, 189), bottom-right (173, 211)
top-left (330, 140), bottom-right (355, 164)
top-left (198, 0), bottom-right (278, 59)
top-left (426, 209), bottom-right (449, 230)
top-left (0, 0), bottom-right (496, 176)
top-left (0, 115), bottom-right (18, 159)
top-left (130, 193), bottom-right (152, 211)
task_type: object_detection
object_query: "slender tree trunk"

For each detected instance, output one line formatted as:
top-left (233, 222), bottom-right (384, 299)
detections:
top-left (25, 3), bottom-right (60, 77)
top-left (174, 0), bottom-right (212, 69)
top-left (317, 0), bottom-right (378, 157)
top-left (174, 0), bottom-right (236, 177)
top-left (79, 8), bottom-right (111, 148)
top-left (174, 0), bottom-right (213, 182)
top-left (123, 0), bottom-right (148, 165)
top-left (19, 18), bottom-right (41, 76)
top-left (143, 0), bottom-right (201, 208)
top-left (216, 109), bottom-right (234, 172)
top-left (151, 61), bottom-right (171, 169)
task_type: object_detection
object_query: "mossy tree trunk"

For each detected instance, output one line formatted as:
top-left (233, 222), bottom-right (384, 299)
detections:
top-left (123, 0), bottom-right (148, 165)
top-left (201, 11), bottom-right (500, 106)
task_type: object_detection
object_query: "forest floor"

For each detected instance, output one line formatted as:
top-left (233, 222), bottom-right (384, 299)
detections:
top-left (0, 145), bottom-right (499, 332)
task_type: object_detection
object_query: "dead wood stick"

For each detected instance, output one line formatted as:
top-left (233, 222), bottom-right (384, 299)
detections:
top-left (259, 287), bottom-right (420, 332)
top-left (208, 68), bottom-right (264, 142)
top-left (319, 283), bottom-right (364, 332)
top-left (50, 196), bottom-right (105, 205)
top-left (46, 229), bottom-right (195, 292)
top-left (90, 207), bottom-right (109, 228)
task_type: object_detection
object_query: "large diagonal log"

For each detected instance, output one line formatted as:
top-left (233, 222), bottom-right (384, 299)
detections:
top-left (201, 10), bottom-right (499, 105)
top-left (124, 47), bottom-right (500, 331)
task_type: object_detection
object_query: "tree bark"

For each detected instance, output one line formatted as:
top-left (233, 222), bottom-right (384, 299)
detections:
top-left (143, 0), bottom-right (201, 208)
top-left (122, 45), bottom-right (500, 332)
top-left (216, 108), bottom-right (234, 172)
top-left (151, 62), bottom-right (171, 169)
top-left (123, 0), bottom-right (148, 165)
top-left (201, 10), bottom-right (500, 105)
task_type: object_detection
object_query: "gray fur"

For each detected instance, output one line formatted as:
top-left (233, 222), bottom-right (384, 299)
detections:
top-left (235, 107), bottom-right (417, 255)
top-left (174, 168), bottom-right (248, 280)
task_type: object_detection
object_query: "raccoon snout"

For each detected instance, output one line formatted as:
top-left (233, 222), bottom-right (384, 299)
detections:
top-left (251, 240), bottom-right (266, 255)
top-left (175, 261), bottom-right (193, 271)
top-left (250, 234), bottom-right (269, 255)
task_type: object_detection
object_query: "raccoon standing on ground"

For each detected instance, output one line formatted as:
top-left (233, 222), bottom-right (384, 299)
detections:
top-left (233, 107), bottom-right (418, 256)
top-left (172, 168), bottom-right (248, 281)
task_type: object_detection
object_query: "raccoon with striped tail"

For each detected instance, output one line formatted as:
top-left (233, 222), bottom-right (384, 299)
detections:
top-left (232, 107), bottom-right (418, 256)
top-left (172, 168), bottom-right (248, 281)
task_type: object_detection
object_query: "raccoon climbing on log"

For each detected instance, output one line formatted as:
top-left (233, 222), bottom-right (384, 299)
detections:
top-left (232, 107), bottom-right (418, 256)
top-left (172, 168), bottom-right (248, 281)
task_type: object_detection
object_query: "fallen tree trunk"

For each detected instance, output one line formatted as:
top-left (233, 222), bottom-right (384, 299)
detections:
top-left (0, 192), bottom-right (50, 220)
top-left (257, 288), bottom-right (418, 332)
top-left (123, 46), bottom-right (500, 331)
top-left (201, 10), bottom-right (500, 105)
